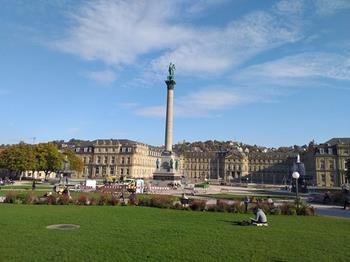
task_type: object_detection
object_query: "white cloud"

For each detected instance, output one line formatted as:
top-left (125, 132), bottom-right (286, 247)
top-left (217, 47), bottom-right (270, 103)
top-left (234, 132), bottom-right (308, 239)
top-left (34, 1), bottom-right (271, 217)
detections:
top-left (313, 0), bottom-right (350, 16)
top-left (118, 102), bottom-right (139, 109)
top-left (55, 1), bottom-right (193, 66)
top-left (135, 88), bottom-right (244, 118)
top-left (54, 0), bottom-right (301, 77)
top-left (84, 70), bottom-right (117, 84)
top-left (237, 52), bottom-right (350, 82)
top-left (274, 0), bottom-right (304, 15)
top-left (151, 10), bottom-right (301, 75)
top-left (135, 106), bottom-right (165, 118)
top-left (186, 0), bottom-right (229, 14)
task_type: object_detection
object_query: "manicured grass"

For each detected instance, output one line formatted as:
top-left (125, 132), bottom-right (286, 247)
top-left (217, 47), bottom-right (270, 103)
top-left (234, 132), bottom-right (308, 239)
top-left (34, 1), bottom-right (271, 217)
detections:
top-left (201, 193), bottom-right (294, 200)
top-left (0, 205), bottom-right (349, 261)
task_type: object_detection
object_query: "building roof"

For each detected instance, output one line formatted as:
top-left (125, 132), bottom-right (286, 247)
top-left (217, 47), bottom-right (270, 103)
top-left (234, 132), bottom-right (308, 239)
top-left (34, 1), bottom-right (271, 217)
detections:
top-left (326, 138), bottom-right (350, 145)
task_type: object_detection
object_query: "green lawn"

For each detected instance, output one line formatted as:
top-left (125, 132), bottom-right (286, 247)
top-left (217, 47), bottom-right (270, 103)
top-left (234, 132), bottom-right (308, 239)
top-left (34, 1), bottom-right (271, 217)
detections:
top-left (201, 193), bottom-right (295, 200)
top-left (0, 205), bottom-right (349, 261)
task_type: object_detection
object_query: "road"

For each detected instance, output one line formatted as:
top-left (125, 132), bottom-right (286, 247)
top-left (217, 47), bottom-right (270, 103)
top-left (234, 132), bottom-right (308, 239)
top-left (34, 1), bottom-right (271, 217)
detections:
top-left (313, 204), bottom-right (350, 219)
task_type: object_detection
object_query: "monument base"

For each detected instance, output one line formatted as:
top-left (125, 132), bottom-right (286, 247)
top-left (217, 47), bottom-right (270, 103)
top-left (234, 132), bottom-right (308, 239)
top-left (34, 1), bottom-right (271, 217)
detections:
top-left (153, 151), bottom-right (181, 182)
top-left (153, 172), bottom-right (182, 181)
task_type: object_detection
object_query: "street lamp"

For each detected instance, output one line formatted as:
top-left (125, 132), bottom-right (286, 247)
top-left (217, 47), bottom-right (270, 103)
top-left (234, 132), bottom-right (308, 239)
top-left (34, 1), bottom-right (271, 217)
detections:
top-left (292, 171), bottom-right (300, 209)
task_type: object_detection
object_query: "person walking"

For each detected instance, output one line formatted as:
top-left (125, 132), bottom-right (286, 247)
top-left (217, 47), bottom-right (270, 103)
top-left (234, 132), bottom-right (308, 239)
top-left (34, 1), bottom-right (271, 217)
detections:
top-left (32, 179), bottom-right (36, 191)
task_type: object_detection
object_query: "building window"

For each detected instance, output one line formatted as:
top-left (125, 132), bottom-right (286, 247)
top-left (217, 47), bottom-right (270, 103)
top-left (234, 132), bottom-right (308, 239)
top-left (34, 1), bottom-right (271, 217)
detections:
top-left (127, 157), bottom-right (131, 164)
top-left (95, 167), bottom-right (99, 175)
top-left (121, 157), bottom-right (125, 164)
top-left (102, 166), bottom-right (106, 176)
top-left (122, 147), bottom-right (126, 153)
top-left (111, 157), bottom-right (115, 164)
top-left (97, 156), bottom-right (101, 164)
top-left (328, 148), bottom-right (333, 155)
top-left (329, 160), bottom-right (334, 170)
top-left (320, 160), bottom-right (325, 170)
top-left (84, 148), bottom-right (88, 152)
top-left (110, 166), bottom-right (114, 175)
top-left (75, 148), bottom-right (80, 153)
top-left (121, 168), bottom-right (124, 175)
top-left (128, 147), bottom-right (132, 153)
top-left (126, 168), bottom-right (129, 175)
top-left (319, 148), bottom-right (324, 154)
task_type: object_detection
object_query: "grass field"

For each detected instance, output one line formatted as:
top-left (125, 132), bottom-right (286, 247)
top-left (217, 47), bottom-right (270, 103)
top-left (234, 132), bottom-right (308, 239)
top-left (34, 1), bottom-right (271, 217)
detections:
top-left (201, 193), bottom-right (295, 200)
top-left (0, 205), bottom-right (349, 261)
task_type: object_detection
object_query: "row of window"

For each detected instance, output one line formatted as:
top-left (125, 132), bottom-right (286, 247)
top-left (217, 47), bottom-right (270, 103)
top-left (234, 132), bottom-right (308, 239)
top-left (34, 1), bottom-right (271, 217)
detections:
top-left (93, 166), bottom-right (130, 176)
top-left (76, 147), bottom-right (135, 154)
top-left (83, 156), bottom-right (133, 165)
top-left (319, 159), bottom-right (335, 170)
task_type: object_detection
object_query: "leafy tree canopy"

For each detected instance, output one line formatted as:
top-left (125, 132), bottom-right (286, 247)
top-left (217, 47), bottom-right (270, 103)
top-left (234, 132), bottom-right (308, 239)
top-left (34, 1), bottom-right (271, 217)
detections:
top-left (63, 149), bottom-right (84, 173)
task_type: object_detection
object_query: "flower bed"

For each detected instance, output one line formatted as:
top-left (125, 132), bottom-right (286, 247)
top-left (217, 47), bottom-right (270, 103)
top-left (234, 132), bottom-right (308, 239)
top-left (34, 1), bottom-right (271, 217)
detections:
top-left (2, 191), bottom-right (315, 215)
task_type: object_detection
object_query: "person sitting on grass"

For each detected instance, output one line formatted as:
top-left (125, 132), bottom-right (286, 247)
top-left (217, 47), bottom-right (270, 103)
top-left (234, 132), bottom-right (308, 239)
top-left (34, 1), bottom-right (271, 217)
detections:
top-left (250, 206), bottom-right (268, 225)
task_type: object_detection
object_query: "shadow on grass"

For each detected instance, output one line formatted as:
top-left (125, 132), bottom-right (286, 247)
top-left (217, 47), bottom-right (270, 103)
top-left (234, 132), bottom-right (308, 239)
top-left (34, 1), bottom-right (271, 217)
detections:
top-left (220, 220), bottom-right (251, 226)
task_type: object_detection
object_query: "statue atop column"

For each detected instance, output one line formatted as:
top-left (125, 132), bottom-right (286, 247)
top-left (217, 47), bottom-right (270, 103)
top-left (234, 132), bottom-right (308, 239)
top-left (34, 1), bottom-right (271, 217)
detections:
top-left (167, 62), bottom-right (176, 81)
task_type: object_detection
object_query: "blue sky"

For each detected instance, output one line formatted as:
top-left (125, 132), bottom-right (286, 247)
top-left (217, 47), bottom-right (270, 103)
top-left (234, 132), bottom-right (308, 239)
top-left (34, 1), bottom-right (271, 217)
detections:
top-left (0, 0), bottom-right (349, 147)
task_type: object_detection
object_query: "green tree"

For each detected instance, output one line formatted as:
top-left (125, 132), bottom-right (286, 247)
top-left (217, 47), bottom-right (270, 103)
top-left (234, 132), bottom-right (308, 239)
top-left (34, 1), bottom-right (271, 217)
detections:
top-left (35, 143), bottom-right (64, 180)
top-left (63, 149), bottom-right (84, 174)
top-left (0, 144), bottom-right (36, 179)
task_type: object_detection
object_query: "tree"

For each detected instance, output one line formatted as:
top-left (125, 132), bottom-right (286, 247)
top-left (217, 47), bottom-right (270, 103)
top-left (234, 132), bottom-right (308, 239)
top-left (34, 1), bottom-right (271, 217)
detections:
top-left (0, 144), bottom-right (36, 179)
top-left (63, 149), bottom-right (84, 174)
top-left (35, 143), bottom-right (64, 180)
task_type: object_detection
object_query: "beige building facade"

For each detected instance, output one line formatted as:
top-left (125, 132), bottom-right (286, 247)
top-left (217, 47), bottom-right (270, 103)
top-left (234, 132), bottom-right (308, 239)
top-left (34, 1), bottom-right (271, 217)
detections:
top-left (303, 138), bottom-right (350, 187)
top-left (59, 139), bottom-right (161, 179)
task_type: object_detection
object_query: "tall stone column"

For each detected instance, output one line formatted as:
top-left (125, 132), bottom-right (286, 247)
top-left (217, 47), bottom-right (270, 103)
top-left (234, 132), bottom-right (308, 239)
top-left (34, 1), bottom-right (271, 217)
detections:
top-left (153, 63), bottom-right (181, 182)
top-left (165, 80), bottom-right (176, 153)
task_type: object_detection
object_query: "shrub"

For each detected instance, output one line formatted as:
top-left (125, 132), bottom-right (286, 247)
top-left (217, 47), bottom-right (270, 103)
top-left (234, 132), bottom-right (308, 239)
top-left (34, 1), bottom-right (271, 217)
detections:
top-left (16, 193), bottom-right (28, 204)
top-left (150, 195), bottom-right (177, 208)
top-left (206, 204), bottom-right (217, 212)
top-left (57, 195), bottom-right (70, 205)
top-left (297, 203), bottom-right (315, 216)
top-left (24, 192), bottom-right (38, 204)
top-left (89, 196), bottom-right (97, 206)
top-left (108, 195), bottom-right (119, 206)
top-left (233, 200), bottom-right (245, 213)
top-left (269, 206), bottom-right (281, 215)
top-left (128, 193), bottom-right (138, 206)
top-left (98, 194), bottom-right (110, 206)
top-left (47, 194), bottom-right (57, 205)
top-left (77, 194), bottom-right (89, 205)
top-left (138, 195), bottom-right (152, 207)
top-left (216, 199), bottom-right (232, 212)
top-left (189, 199), bottom-right (207, 211)
top-left (4, 191), bottom-right (19, 203)
top-left (280, 202), bottom-right (297, 215)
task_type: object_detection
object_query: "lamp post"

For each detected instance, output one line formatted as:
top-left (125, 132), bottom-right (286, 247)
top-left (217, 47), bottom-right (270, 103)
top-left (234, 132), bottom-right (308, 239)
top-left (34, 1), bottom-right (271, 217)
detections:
top-left (292, 171), bottom-right (300, 209)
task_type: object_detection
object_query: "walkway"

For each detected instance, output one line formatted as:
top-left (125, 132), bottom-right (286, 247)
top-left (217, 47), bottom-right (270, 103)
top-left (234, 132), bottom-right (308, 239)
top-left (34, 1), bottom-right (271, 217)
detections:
top-left (313, 204), bottom-right (350, 219)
